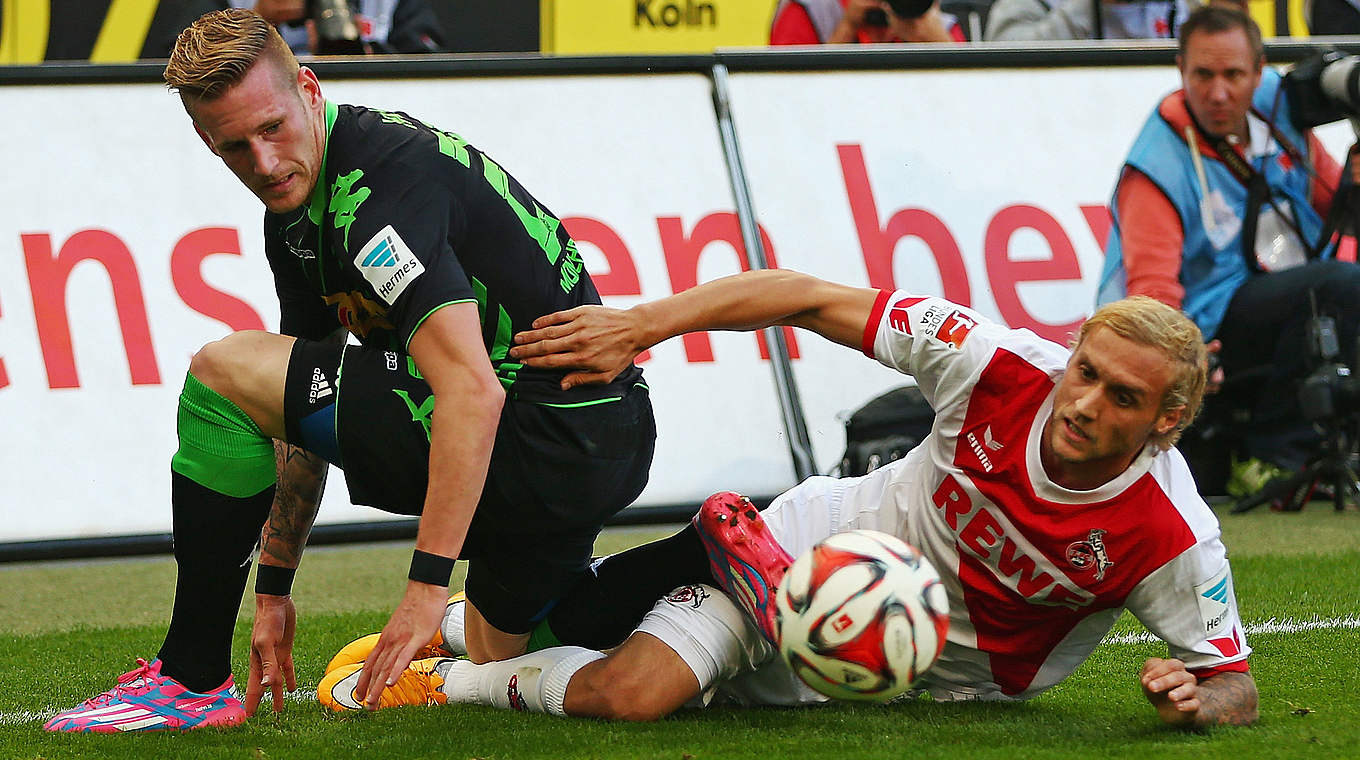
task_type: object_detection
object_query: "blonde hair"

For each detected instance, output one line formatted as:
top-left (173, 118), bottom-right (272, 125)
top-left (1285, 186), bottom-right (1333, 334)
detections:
top-left (164, 9), bottom-right (297, 103)
top-left (1074, 296), bottom-right (1208, 451)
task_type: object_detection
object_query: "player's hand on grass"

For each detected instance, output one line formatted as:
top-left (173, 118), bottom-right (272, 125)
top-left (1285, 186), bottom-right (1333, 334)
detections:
top-left (1140, 657), bottom-right (1201, 726)
top-left (511, 305), bottom-right (644, 389)
top-left (247, 593), bottom-right (298, 716)
top-left (355, 581), bottom-right (447, 710)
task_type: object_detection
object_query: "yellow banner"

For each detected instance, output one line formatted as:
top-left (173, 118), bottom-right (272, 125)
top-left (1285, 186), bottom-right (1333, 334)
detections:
top-left (543, 0), bottom-right (775, 54)
top-left (1247, 0), bottom-right (1309, 38)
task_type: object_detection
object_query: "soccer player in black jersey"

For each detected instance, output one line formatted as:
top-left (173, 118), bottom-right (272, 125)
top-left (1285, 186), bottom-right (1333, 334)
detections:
top-left (44, 8), bottom-right (654, 732)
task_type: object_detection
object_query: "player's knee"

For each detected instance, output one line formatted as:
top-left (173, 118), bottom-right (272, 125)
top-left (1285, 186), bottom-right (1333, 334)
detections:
top-left (187, 330), bottom-right (276, 401)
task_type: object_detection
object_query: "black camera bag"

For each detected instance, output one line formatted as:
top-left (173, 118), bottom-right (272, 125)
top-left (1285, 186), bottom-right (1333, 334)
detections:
top-left (838, 385), bottom-right (935, 476)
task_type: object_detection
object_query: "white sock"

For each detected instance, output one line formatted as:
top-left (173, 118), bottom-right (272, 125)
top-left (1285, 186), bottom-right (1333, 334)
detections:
top-left (437, 647), bottom-right (605, 716)
top-left (441, 598), bottom-right (466, 656)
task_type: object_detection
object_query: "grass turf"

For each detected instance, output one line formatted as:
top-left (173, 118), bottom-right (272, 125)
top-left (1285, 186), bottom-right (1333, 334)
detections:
top-left (1, 512), bottom-right (1356, 759)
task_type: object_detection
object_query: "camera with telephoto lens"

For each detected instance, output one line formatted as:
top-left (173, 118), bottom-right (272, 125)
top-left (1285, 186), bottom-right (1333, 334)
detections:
top-left (1297, 313), bottom-right (1360, 424)
top-left (865, 0), bottom-right (937, 25)
top-left (308, 0), bottom-right (364, 55)
top-left (1283, 51), bottom-right (1360, 130)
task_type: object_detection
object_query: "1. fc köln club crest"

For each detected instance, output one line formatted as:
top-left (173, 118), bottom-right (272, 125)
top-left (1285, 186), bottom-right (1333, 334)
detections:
top-left (1066, 529), bottom-right (1114, 581)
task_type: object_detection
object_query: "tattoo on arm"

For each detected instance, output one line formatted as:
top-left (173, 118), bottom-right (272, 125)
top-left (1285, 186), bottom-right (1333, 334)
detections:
top-left (259, 442), bottom-right (328, 568)
top-left (258, 328), bottom-right (345, 568)
top-left (1194, 671), bottom-right (1259, 727)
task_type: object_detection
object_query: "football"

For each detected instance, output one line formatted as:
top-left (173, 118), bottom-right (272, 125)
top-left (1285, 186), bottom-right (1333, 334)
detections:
top-left (776, 530), bottom-right (949, 701)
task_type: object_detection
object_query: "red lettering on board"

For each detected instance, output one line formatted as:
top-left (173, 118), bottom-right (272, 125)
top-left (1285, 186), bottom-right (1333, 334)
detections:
top-left (838, 143), bottom-right (970, 305)
top-left (563, 216), bottom-right (641, 298)
top-left (23, 230), bottom-right (160, 389)
top-left (0, 294), bottom-right (8, 390)
top-left (171, 227), bottom-right (266, 333)
top-left (983, 205), bottom-right (1084, 343)
top-left (657, 213), bottom-right (799, 363)
top-left (1079, 204), bottom-right (1113, 254)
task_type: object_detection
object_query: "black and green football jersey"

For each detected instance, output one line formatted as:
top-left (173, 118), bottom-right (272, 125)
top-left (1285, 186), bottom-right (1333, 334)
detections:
top-left (264, 101), bottom-right (639, 401)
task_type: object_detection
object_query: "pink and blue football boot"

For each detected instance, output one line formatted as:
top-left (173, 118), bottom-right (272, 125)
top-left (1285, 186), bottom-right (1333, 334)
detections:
top-left (44, 658), bottom-right (245, 733)
top-left (693, 491), bottom-right (795, 647)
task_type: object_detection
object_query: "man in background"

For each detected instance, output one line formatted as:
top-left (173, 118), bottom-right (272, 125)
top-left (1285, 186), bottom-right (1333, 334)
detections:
top-left (1098, 5), bottom-right (1360, 483)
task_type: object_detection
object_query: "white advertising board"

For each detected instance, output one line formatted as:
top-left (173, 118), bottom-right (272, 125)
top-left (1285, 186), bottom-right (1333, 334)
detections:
top-left (2, 64), bottom-right (1352, 544)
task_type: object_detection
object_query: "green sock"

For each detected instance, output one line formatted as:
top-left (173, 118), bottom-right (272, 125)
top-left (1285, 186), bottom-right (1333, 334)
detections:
top-left (169, 372), bottom-right (276, 497)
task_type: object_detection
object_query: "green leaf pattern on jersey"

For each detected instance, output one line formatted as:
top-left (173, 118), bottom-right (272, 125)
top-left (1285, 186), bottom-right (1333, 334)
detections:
top-left (329, 169), bottom-right (370, 250)
top-left (375, 110), bottom-right (417, 129)
top-left (392, 389), bottom-right (434, 441)
top-left (470, 275), bottom-right (522, 389)
top-left (425, 121), bottom-right (471, 168)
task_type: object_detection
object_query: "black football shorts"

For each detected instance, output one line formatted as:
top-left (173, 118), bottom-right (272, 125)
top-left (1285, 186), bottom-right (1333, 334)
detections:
top-left (282, 337), bottom-right (656, 633)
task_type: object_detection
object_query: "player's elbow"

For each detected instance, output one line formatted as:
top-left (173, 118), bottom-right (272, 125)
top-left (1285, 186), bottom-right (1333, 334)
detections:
top-left (477, 375), bottom-right (506, 417)
top-left (438, 369), bottom-right (505, 422)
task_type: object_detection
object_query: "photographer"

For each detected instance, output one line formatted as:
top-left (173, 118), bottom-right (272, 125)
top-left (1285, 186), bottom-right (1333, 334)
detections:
top-left (771, 0), bottom-right (963, 44)
top-left (228, 0), bottom-right (445, 55)
top-left (1097, 5), bottom-right (1360, 478)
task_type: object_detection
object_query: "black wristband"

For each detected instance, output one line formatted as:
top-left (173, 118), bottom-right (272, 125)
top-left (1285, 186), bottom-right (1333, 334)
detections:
top-left (255, 564), bottom-right (296, 596)
top-left (408, 549), bottom-right (455, 587)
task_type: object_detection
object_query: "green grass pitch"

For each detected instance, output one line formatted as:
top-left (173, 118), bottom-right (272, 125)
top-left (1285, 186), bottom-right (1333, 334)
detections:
top-left (2, 512), bottom-right (1357, 760)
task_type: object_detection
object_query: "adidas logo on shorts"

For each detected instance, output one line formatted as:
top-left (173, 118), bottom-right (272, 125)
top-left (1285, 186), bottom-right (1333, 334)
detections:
top-left (309, 368), bottom-right (333, 404)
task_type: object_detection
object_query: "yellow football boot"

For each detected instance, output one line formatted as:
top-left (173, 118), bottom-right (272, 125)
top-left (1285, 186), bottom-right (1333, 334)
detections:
top-left (324, 591), bottom-right (464, 674)
top-left (317, 657), bottom-right (451, 711)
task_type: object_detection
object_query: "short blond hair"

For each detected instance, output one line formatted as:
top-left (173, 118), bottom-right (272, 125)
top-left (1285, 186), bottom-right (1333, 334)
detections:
top-left (1075, 296), bottom-right (1208, 451)
top-left (164, 9), bottom-right (297, 103)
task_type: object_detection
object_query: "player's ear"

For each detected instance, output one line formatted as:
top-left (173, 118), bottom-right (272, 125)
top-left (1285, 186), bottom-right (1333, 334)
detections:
top-left (1154, 405), bottom-right (1185, 437)
top-left (297, 66), bottom-right (323, 110)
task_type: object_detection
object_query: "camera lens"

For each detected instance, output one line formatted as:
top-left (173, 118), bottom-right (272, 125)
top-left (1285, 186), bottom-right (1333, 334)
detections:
top-left (310, 0), bottom-right (364, 55)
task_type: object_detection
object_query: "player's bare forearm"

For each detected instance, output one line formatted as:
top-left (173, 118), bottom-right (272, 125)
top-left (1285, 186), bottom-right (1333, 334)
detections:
top-left (510, 270), bottom-right (879, 387)
top-left (1141, 658), bottom-right (1258, 728)
top-left (258, 442), bottom-right (327, 569)
top-left (408, 304), bottom-right (503, 563)
top-left (629, 270), bottom-right (875, 349)
top-left (1191, 671), bottom-right (1259, 727)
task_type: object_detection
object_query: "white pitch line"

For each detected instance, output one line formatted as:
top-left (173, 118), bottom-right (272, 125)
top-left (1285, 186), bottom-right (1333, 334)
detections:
top-left (5, 615), bottom-right (1358, 726)
top-left (1103, 614), bottom-right (1360, 646)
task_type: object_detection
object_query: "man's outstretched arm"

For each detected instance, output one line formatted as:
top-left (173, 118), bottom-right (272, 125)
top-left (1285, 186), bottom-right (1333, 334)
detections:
top-left (1141, 658), bottom-right (1259, 727)
top-left (510, 269), bottom-right (880, 389)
